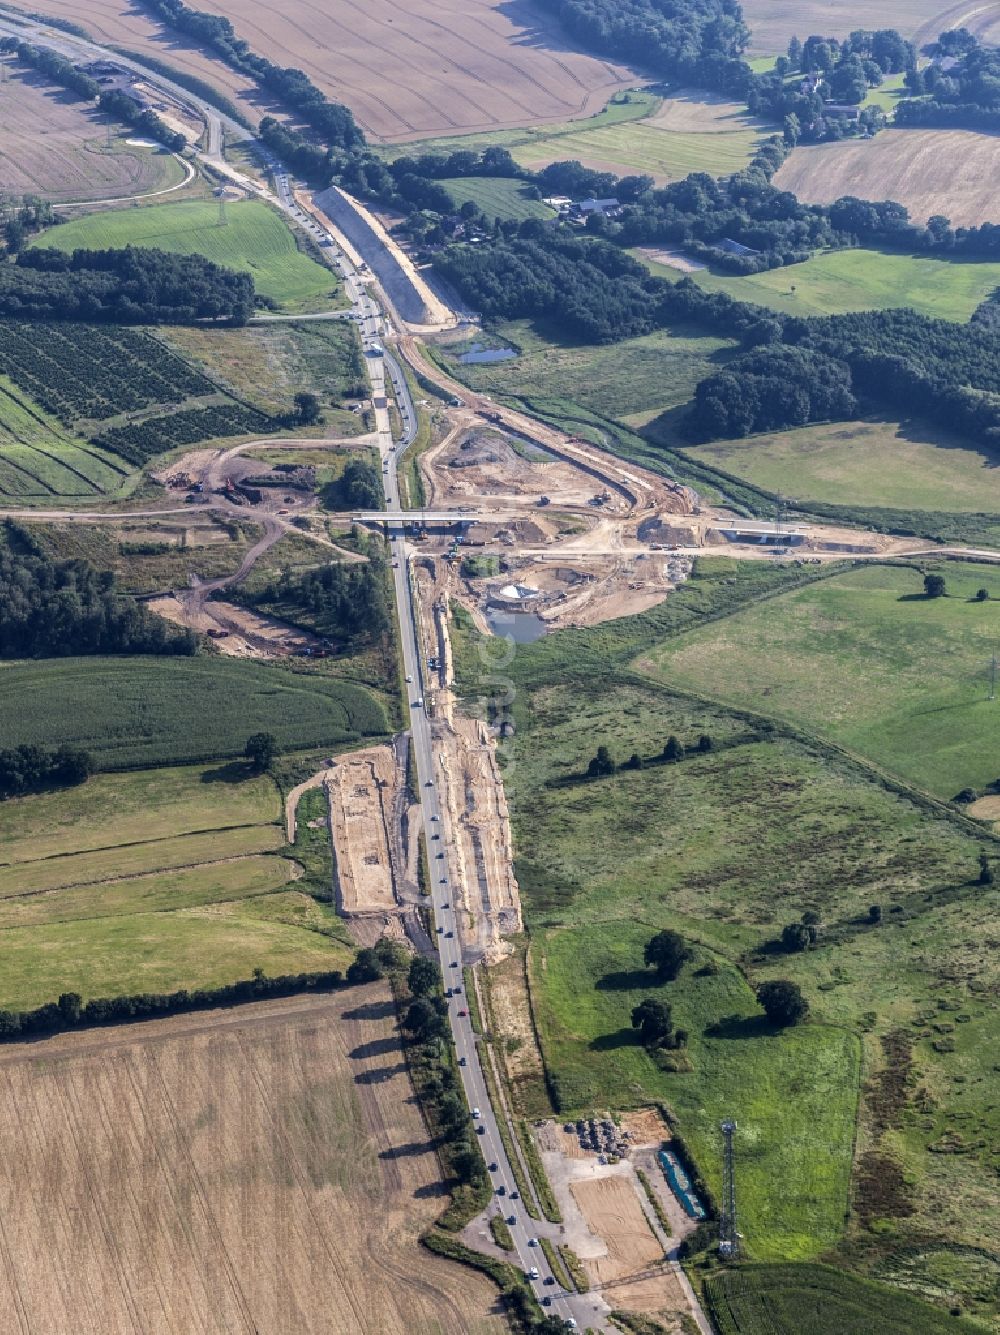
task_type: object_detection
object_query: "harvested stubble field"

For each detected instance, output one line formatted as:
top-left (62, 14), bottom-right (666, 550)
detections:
top-left (774, 129), bottom-right (1000, 228)
top-left (0, 986), bottom-right (504, 1333)
top-left (23, 0), bottom-right (636, 142)
top-left (0, 62), bottom-right (183, 202)
top-left (741, 0), bottom-right (1000, 55)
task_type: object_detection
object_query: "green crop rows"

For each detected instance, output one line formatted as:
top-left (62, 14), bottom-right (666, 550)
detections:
top-left (0, 657), bottom-right (390, 769)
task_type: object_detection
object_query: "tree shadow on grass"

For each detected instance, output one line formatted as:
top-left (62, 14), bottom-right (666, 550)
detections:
top-left (342, 999), bottom-right (395, 1021)
top-left (349, 1035), bottom-right (399, 1060)
top-left (589, 1028), bottom-right (637, 1051)
top-left (354, 1062), bottom-right (408, 1085)
top-left (381, 1139), bottom-right (438, 1161)
top-left (596, 968), bottom-right (652, 991)
top-left (200, 760), bottom-right (254, 783)
top-left (705, 1013), bottom-right (775, 1040)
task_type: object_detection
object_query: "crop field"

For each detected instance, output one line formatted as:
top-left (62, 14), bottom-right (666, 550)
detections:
top-left (440, 176), bottom-right (556, 221)
top-left (640, 248), bottom-right (1000, 322)
top-left (0, 986), bottom-right (504, 1331)
top-left (439, 319), bottom-right (736, 423)
top-left (35, 200), bottom-right (337, 308)
top-left (0, 657), bottom-right (389, 770)
top-left (532, 919), bottom-right (859, 1258)
top-left (704, 1264), bottom-right (984, 1334)
top-left (641, 560), bottom-right (1000, 797)
top-left (683, 417), bottom-right (1000, 513)
top-left (741, 0), bottom-right (1000, 56)
top-left (774, 129), bottom-right (1000, 228)
top-left (0, 62), bottom-right (184, 202)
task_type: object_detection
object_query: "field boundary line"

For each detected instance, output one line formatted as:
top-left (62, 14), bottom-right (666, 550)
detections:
top-left (0, 852), bottom-right (297, 906)
top-left (0, 821), bottom-right (280, 869)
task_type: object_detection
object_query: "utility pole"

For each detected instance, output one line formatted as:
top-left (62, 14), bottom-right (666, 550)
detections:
top-left (719, 1119), bottom-right (740, 1260)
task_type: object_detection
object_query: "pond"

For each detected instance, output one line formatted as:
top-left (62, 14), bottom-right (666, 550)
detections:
top-left (486, 609), bottom-right (548, 643)
top-left (458, 343), bottom-right (517, 364)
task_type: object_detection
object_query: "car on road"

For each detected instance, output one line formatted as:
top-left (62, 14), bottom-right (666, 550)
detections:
top-left (527, 1267), bottom-right (539, 1281)
top-left (405, 674), bottom-right (413, 683)
top-left (506, 1215), bottom-right (516, 1226)
top-left (542, 1297), bottom-right (552, 1307)
top-left (430, 814), bottom-right (439, 822)
top-left (450, 961), bottom-right (459, 968)
top-left (441, 877), bottom-right (448, 885)
top-left (458, 1056), bottom-right (467, 1066)
top-left (412, 697), bottom-right (423, 707)
top-left (472, 1107), bottom-right (480, 1118)
top-left (543, 1276), bottom-right (555, 1285)
top-left (425, 780), bottom-right (433, 787)
top-left (477, 1125), bottom-right (486, 1135)
top-left (457, 1008), bottom-right (467, 1016)
top-left (431, 833), bottom-right (440, 841)
top-left (528, 1237), bottom-right (539, 1248)
top-left (488, 1162), bottom-right (498, 1172)
top-left (437, 853), bottom-right (445, 860)
top-left (436, 926), bottom-right (444, 934)
top-left (509, 1190), bottom-right (519, 1200)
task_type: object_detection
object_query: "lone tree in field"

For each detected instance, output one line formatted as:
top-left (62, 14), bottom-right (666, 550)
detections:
top-left (645, 928), bottom-right (692, 980)
top-left (979, 853), bottom-right (994, 886)
top-left (923, 573), bottom-right (947, 599)
top-left (244, 731), bottom-right (278, 773)
top-left (976, 587), bottom-right (990, 602)
top-left (781, 922), bottom-right (813, 953)
top-left (757, 979), bottom-right (809, 1027)
top-left (588, 744), bottom-right (616, 777)
top-left (293, 390), bottom-right (321, 424)
top-left (631, 997), bottom-right (674, 1048)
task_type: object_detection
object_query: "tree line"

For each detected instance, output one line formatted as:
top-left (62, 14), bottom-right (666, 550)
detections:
top-left (137, 0), bottom-right (363, 152)
top-left (0, 246), bottom-right (256, 324)
top-left (243, 545), bottom-right (391, 645)
top-left (0, 40), bottom-right (186, 153)
top-left (0, 526), bottom-right (196, 658)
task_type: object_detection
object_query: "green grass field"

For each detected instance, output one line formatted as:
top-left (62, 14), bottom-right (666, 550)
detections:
top-left (487, 576), bottom-right (1000, 1305)
top-left (439, 319), bottom-right (735, 423)
top-left (640, 248), bottom-right (1000, 322)
top-left (863, 71), bottom-right (908, 115)
top-left (0, 378), bottom-right (128, 500)
top-left (439, 177), bottom-right (555, 221)
top-left (704, 1263), bottom-right (985, 1334)
top-left (0, 759), bottom-right (353, 1009)
top-left (532, 921), bottom-right (858, 1258)
top-left (35, 200), bottom-right (338, 308)
top-left (513, 119), bottom-right (764, 181)
top-left (0, 656), bottom-right (389, 769)
top-left (683, 417), bottom-right (1000, 513)
top-left (0, 762), bottom-right (279, 865)
top-left (640, 561), bottom-right (1000, 797)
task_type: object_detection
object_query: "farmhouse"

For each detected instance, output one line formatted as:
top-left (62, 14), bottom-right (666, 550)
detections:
top-left (571, 197), bottom-right (622, 219)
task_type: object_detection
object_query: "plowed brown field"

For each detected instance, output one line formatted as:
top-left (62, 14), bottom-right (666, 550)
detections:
top-left (0, 64), bottom-right (180, 201)
top-left (773, 127), bottom-right (1000, 227)
top-left (24, 0), bottom-right (637, 141)
top-left (0, 987), bottom-right (503, 1333)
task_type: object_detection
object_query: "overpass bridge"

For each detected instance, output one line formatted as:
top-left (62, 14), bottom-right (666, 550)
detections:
top-left (353, 509), bottom-right (516, 527)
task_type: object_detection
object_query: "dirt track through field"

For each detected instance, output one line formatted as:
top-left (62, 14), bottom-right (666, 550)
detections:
top-left (0, 987), bottom-right (503, 1333)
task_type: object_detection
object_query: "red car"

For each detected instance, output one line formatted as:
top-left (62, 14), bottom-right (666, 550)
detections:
top-left (457, 1009), bottom-right (467, 1017)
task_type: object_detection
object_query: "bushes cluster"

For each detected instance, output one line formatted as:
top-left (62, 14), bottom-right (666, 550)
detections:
top-left (898, 31), bottom-right (1000, 132)
top-left (0, 525), bottom-right (196, 658)
top-left (98, 87), bottom-right (186, 152)
top-left (0, 743), bottom-right (93, 799)
top-left (244, 544), bottom-right (391, 645)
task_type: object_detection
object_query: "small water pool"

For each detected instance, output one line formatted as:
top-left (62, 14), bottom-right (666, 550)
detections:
top-left (486, 610), bottom-right (547, 642)
top-left (458, 343), bottom-right (517, 364)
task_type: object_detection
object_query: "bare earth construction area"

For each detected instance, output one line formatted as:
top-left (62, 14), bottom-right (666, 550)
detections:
top-left (0, 987), bottom-right (503, 1335)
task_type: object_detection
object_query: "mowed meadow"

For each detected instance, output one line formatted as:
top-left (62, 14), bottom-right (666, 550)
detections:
top-left (36, 200), bottom-right (339, 309)
top-left (0, 986), bottom-right (504, 1333)
top-left (0, 761), bottom-right (357, 1010)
